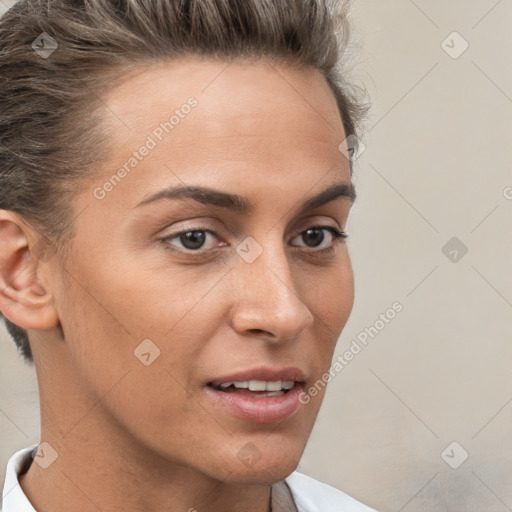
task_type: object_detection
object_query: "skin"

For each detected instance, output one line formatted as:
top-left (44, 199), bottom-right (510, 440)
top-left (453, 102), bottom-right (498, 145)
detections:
top-left (0, 57), bottom-right (355, 512)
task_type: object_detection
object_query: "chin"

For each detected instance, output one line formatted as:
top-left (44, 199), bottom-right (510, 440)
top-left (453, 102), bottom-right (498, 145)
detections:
top-left (223, 466), bottom-right (300, 486)
top-left (220, 446), bottom-right (304, 486)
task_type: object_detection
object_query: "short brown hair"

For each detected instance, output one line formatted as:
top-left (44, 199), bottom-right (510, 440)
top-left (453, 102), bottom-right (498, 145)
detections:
top-left (0, 0), bottom-right (369, 364)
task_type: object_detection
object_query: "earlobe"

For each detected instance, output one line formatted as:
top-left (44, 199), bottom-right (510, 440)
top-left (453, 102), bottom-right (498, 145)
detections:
top-left (0, 210), bottom-right (59, 331)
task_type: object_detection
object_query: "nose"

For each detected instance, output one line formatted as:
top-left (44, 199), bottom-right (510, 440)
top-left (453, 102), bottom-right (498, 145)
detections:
top-left (228, 238), bottom-right (315, 343)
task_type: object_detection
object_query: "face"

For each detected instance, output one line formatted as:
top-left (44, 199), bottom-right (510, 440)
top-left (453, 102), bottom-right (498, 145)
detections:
top-left (44, 57), bottom-right (355, 484)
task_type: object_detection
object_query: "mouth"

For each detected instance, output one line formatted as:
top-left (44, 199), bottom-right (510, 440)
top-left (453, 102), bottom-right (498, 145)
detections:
top-left (204, 368), bottom-right (307, 423)
top-left (207, 379), bottom-right (297, 398)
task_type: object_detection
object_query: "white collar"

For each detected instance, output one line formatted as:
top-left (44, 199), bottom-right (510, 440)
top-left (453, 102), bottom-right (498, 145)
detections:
top-left (2, 445), bottom-right (37, 512)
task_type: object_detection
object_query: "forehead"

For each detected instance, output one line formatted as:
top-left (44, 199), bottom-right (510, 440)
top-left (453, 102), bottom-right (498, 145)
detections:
top-left (102, 57), bottom-right (346, 149)
top-left (84, 57), bottom-right (350, 212)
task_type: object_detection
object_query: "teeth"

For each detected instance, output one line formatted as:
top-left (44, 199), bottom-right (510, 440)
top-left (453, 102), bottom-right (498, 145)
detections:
top-left (215, 380), bottom-right (295, 391)
top-left (249, 380), bottom-right (277, 391)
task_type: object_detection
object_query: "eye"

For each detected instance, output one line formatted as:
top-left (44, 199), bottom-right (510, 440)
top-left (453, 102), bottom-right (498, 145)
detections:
top-left (290, 226), bottom-right (348, 252)
top-left (162, 228), bottom-right (223, 252)
top-left (161, 225), bottom-right (348, 257)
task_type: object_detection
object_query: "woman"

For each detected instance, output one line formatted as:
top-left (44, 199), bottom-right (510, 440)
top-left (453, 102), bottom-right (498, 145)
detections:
top-left (0, 0), bottom-right (375, 510)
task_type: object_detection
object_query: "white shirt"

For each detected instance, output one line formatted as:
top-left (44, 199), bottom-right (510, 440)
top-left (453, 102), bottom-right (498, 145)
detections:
top-left (1, 445), bottom-right (377, 511)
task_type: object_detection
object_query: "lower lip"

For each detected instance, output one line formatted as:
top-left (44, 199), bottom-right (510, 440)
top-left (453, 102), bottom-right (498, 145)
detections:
top-left (204, 382), bottom-right (304, 424)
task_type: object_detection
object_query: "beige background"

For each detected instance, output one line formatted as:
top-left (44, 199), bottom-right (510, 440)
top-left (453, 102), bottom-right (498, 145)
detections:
top-left (1, 0), bottom-right (511, 510)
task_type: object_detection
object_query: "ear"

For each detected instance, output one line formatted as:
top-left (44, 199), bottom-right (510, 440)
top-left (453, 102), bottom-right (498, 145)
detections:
top-left (0, 210), bottom-right (59, 330)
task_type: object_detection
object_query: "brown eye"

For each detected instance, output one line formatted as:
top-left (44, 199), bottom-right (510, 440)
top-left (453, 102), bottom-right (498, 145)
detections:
top-left (163, 228), bottom-right (221, 252)
top-left (177, 231), bottom-right (207, 250)
top-left (301, 228), bottom-right (326, 248)
top-left (291, 226), bottom-right (348, 251)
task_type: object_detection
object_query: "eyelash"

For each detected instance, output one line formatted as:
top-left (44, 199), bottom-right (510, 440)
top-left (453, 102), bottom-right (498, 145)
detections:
top-left (161, 225), bottom-right (349, 259)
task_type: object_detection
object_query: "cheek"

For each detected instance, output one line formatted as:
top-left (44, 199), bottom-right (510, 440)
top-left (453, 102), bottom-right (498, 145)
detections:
top-left (303, 253), bottom-right (355, 387)
top-left (98, 257), bottom-right (226, 340)
top-left (55, 276), bottom-right (221, 459)
top-left (54, 254), bottom-right (226, 414)
top-left (302, 251), bottom-right (355, 331)
top-left (336, 257), bottom-right (355, 324)
top-left (333, 252), bottom-right (355, 319)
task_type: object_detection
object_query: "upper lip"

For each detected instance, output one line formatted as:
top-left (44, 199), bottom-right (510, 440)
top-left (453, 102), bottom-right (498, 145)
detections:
top-left (207, 366), bottom-right (306, 387)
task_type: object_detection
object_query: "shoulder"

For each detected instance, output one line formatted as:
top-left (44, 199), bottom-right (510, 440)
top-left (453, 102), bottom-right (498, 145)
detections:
top-left (284, 471), bottom-right (378, 512)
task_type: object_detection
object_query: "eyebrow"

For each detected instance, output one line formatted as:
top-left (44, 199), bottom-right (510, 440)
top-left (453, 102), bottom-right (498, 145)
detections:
top-left (135, 181), bottom-right (356, 214)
